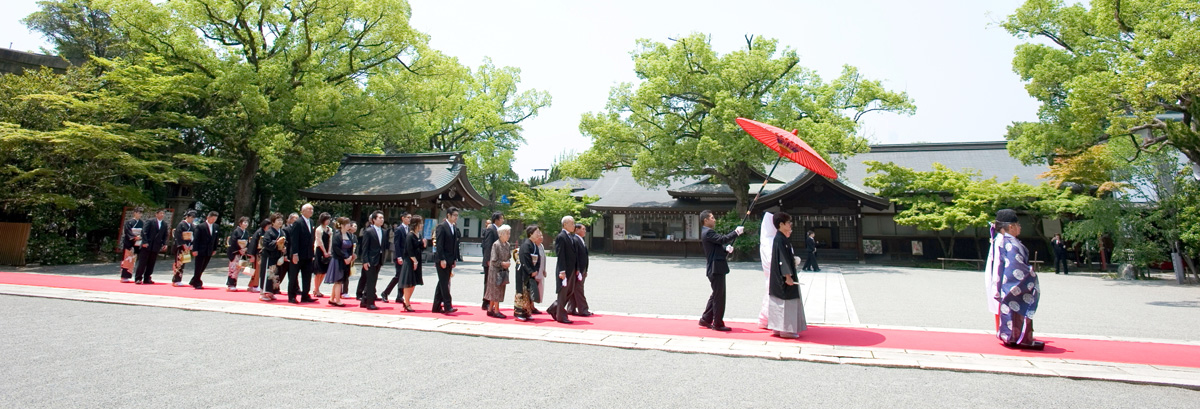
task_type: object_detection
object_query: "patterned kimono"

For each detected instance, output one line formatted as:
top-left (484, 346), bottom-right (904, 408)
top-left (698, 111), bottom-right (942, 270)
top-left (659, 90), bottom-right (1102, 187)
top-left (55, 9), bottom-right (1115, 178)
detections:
top-left (993, 232), bottom-right (1040, 346)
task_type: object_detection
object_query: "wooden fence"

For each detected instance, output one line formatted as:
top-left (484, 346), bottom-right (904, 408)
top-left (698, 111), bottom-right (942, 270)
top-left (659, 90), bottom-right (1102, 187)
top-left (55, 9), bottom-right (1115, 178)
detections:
top-left (0, 222), bottom-right (31, 266)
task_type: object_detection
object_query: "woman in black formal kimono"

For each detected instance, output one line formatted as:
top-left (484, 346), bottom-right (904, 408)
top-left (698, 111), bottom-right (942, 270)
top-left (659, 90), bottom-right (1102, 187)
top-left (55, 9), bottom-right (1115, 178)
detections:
top-left (258, 213), bottom-right (285, 301)
top-left (767, 212), bottom-right (807, 338)
top-left (398, 215), bottom-right (427, 312)
top-left (226, 216), bottom-right (251, 291)
top-left (171, 210), bottom-right (197, 287)
top-left (514, 225), bottom-right (542, 322)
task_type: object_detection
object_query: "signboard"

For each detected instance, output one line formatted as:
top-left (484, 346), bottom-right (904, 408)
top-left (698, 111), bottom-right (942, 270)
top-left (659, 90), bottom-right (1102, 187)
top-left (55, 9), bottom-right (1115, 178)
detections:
top-left (911, 240), bottom-right (924, 256)
top-left (612, 214), bottom-right (626, 241)
top-left (863, 239), bottom-right (883, 255)
top-left (685, 214), bottom-right (699, 240)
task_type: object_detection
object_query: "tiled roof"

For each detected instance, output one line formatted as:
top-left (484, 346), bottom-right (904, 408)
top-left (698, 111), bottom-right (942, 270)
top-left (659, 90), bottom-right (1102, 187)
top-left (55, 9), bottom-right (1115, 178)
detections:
top-left (299, 152), bottom-right (487, 207)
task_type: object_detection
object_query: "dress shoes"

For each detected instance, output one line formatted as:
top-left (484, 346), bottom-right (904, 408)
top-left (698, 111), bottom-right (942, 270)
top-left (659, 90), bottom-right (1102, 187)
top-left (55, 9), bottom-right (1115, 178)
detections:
top-left (698, 320), bottom-right (713, 329)
top-left (380, 298), bottom-right (389, 303)
top-left (363, 304), bottom-right (379, 311)
top-left (712, 325), bottom-right (732, 332)
top-left (444, 308), bottom-right (458, 314)
top-left (531, 308), bottom-right (542, 315)
top-left (482, 302), bottom-right (489, 310)
top-left (573, 311), bottom-right (593, 317)
top-left (121, 278), bottom-right (133, 283)
top-left (1005, 340), bottom-right (1045, 351)
top-left (556, 318), bottom-right (574, 324)
top-left (301, 296), bottom-right (317, 303)
top-left (287, 299), bottom-right (299, 304)
top-left (431, 308), bottom-right (443, 313)
top-left (142, 280), bottom-right (155, 285)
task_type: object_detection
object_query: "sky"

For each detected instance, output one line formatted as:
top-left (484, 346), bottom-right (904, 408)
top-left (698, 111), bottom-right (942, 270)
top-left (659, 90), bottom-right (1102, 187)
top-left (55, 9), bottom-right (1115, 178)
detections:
top-left (2, 0), bottom-right (1042, 180)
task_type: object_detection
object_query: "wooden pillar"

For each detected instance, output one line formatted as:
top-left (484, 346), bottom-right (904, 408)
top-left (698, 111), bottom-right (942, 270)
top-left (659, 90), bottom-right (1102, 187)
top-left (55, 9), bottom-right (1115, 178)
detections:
top-left (352, 204), bottom-right (362, 222)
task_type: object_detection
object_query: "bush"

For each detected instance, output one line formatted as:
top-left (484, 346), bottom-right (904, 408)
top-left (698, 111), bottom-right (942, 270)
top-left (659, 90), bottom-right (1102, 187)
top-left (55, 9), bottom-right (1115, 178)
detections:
top-left (716, 211), bottom-right (759, 261)
top-left (26, 233), bottom-right (86, 265)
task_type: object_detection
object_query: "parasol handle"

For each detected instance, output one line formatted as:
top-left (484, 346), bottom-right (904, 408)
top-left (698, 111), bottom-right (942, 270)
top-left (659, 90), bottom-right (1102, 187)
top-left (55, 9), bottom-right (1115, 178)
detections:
top-left (736, 154), bottom-right (785, 243)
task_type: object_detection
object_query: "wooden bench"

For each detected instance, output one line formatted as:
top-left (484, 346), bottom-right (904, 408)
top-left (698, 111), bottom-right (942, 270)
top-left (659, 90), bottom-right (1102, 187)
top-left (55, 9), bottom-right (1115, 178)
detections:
top-left (937, 258), bottom-right (1046, 270)
top-left (937, 257), bottom-right (985, 270)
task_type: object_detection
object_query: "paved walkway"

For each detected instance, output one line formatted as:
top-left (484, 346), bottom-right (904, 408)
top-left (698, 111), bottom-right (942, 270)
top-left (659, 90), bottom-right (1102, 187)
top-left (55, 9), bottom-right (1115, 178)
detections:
top-left (798, 268), bottom-right (859, 325)
top-left (3, 272), bottom-right (1199, 390)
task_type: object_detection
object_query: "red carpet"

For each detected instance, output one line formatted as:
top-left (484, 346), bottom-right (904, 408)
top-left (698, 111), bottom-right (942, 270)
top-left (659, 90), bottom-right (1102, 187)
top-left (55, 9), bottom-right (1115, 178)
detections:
top-left (3, 271), bottom-right (1199, 369)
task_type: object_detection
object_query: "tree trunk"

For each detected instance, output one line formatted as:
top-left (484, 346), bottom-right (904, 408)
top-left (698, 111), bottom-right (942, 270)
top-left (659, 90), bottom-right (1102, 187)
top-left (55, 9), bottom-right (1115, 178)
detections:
top-left (233, 151), bottom-right (260, 221)
top-left (947, 230), bottom-right (957, 259)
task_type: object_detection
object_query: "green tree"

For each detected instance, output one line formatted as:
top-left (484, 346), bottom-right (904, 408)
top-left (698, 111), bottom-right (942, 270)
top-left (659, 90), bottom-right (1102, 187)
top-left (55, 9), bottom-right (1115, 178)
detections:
top-left (0, 61), bottom-right (212, 263)
top-left (865, 162), bottom-right (991, 258)
top-left (571, 34), bottom-right (915, 214)
top-left (1002, 0), bottom-right (1200, 168)
top-left (23, 0), bottom-right (130, 61)
top-left (99, 0), bottom-right (428, 219)
top-left (508, 187), bottom-right (597, 237)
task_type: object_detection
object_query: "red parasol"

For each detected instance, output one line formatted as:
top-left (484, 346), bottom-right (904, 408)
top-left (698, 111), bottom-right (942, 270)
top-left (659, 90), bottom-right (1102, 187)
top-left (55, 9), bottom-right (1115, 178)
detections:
top-left (733, 117), bottom-right (839, 229)
top-left (735, 117), bottom-right (838, 179)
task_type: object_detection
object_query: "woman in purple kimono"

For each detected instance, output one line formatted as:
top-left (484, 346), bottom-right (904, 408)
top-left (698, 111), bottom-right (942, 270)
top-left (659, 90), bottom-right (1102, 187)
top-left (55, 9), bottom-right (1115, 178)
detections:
top-left (990, 209), bottom-right (1043, 350)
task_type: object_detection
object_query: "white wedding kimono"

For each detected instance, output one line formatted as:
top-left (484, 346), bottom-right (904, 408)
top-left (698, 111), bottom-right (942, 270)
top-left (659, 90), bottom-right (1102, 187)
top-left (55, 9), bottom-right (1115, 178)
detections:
top-left (758, 212), bottom-right (777, 329)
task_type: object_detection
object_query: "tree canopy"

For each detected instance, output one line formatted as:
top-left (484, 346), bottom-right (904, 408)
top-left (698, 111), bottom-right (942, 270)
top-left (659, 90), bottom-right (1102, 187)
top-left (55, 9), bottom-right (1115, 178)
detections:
top-left (1002, 0), bottom-right (1200, 169)
top-left (567, 33), bottom-right (915, 214)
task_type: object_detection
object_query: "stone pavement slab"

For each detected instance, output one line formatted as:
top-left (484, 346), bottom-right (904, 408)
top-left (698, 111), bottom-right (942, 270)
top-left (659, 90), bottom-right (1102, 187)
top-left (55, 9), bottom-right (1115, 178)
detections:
top-left (3, 282), bottom-right (1198, 390)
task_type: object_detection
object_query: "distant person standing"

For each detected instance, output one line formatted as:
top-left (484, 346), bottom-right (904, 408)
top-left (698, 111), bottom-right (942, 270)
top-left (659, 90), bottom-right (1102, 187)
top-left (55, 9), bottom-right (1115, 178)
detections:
top-left (120, 207), bottom-right (144, 283)
top-left (431, 207), bottom-right (461, 314)
top-left (1052, 233), bottom-right (1069, 275)
top-left (381, 212), bottom-right (411, 303)
top-left (802, 231), bottom-right (820, 272)
top-left (134, 209), bottom-right (168, 285)
top-left (514, 225), bottom-right (542, 322)
top-left (698, 210), bottom-right (743, 332)
top-left (480, 212), bottom-right (503, 310)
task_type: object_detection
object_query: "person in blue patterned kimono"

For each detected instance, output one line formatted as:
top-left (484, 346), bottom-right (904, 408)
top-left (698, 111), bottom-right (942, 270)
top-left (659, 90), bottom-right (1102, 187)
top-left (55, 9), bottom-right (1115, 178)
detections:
top-left (990, 209), bottom-right (1044, 350)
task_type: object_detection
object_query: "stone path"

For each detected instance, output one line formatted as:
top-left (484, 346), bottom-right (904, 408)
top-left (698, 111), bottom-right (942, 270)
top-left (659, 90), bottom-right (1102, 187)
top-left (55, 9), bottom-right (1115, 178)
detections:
top-left (798, 268), bottom-right (859, 325)
top-left (3, 281), bottom-right (1198, 390)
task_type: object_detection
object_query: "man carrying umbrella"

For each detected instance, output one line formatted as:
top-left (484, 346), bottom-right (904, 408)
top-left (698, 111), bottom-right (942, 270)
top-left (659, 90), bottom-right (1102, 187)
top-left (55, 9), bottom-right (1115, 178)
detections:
top-left (699, 210), bottom-right (743, 332)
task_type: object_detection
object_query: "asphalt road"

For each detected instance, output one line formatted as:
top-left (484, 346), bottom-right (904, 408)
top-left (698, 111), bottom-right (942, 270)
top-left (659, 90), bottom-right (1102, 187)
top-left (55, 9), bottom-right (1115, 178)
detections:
top-left (2, 295), bottom-right (1197, 408)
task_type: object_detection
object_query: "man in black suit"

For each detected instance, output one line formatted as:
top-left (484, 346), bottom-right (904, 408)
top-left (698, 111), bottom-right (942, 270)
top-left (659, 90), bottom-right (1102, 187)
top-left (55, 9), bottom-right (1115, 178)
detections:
top-left (120, 207), bottom-right (144, 283)
top-left (135, 209), bottom-right (169, 284)
top-left (358, 211), bottom-right (387, 310)
top-left (189, 211), bottom-right (220, 289)
top-left (699, 210), bottom-right (743, 332)
top-left (286, 204), bottom-right (318, 304)
top-left (1052, 233), bottom-right (1069, 275)
top-left (381, 212), bottom-right (411, 303)
top-left (566, 224), bottom-right (592, 316)
top-left (480, 212), bottom-right (503, 310)
top-left (432, 207), bottom-right (460, 314)
top-left (802, 230), bottom-right (820, 272)
top-left (547, 216), bottom-right (578, 324)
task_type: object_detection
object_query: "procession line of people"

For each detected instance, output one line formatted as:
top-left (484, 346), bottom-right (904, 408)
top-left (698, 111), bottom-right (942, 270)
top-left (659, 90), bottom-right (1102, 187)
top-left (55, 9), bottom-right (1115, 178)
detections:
top-left (118, 206), bottom-right (592, 323)
top-left (121, 204), bottom-right (1039, 348)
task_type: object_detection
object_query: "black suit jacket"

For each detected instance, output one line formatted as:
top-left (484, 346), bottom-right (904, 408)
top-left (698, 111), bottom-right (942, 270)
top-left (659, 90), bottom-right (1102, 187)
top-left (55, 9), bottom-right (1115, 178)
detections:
top-left (702, 226), bottom-right (739, 276)
top-left (286, 218), bottom-right (315, 260)
top-left (193, 221), bottom-right (219, 255)
top-left (142, 218), bottom-right (168, 250)
top-left (435, 220), bottom-right (459, 264)
top-left (122, 219), bottom-right (143, 249)
top-left (360, 225), bottom-right (386, 266)
top-left (805, 236), bottom-right (817, 253)
top-left (392, 225), bottom-right (409, 262)
top-left (554, 229), bottom-right (577, 275)
top-left (481, 224), bottom-right (499, 264)
top-left (575, 235), bottom-right (589, 275)
top-left (332, 232), bottom-right (357, 265)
